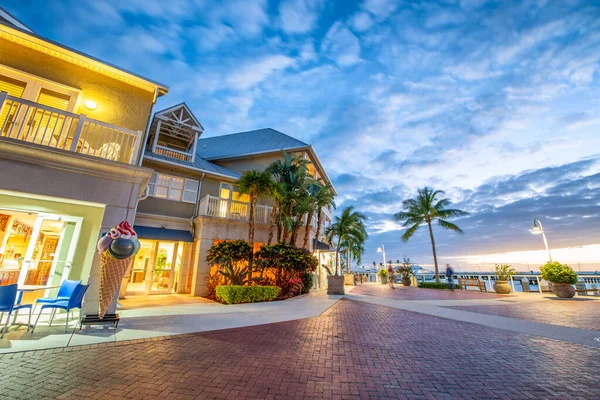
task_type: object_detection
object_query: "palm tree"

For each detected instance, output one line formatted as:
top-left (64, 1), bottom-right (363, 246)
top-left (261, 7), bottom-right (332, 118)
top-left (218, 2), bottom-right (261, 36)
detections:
top-left (325, 206), bottom-right (367, 275)
top-left (236, 170), bottom-right (276, 280)
top-left (312, 182), bottom-right (335, 251)
top-left (339, 236), bottom-right (364, 273)
top-left (394, 187), bottom-right (469, 282)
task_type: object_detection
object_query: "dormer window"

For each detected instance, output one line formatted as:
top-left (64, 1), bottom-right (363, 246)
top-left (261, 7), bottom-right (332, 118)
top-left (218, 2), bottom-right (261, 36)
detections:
top-left (147, 103), bottom-right (204, 163)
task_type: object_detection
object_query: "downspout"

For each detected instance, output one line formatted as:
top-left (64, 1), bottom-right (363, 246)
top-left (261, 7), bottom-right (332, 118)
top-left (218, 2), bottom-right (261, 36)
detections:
top-left (191, 172), bottom-right (206, 237)
top-left (138, 87), bottom-right (160, 167)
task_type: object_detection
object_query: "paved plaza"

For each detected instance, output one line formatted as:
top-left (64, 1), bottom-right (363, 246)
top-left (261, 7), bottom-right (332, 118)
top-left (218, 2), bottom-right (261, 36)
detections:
top-left (1, 284), bottom-right (599, 399)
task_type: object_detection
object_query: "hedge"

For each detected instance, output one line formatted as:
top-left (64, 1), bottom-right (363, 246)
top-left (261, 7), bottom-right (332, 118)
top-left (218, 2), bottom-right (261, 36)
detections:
top-left (215, 285), bottom-right (281, 304)
top-left (418, 282), bottom-right (455, 290)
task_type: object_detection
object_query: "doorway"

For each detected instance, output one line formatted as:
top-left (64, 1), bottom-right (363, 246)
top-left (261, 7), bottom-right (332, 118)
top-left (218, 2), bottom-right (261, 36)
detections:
top-left (125, 239), bottom-right (183, 295)
top-left (0, 210), bottom-right (82, 288)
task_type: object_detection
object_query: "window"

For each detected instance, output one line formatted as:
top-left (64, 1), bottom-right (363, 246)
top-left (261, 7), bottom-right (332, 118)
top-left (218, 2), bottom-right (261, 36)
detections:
top-left (148, 173), bottom-right (199, 203)
top-left (219, 182), bottom-right (250, 203)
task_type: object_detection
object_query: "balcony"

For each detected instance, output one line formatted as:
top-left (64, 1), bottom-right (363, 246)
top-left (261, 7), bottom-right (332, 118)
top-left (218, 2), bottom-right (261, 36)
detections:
top-left (198, 195), bottom-right (272, 224)
top-left (154, 145), bottom-right (193, 162)
top-left (0, 93), bottom-right (143, 165)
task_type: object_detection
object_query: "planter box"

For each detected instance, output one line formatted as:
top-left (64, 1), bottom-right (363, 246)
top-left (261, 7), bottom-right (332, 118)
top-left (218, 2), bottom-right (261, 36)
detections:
top-left (344, 273), bottom-right (355, 285)
top-left (327, 275), bottom-right (345, 295)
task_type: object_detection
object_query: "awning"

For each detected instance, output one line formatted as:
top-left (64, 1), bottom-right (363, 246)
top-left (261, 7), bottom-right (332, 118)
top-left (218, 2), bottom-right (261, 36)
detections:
top-left (313, 239), bottom-right (334, 251)
top-left (133, 226), bottom-right (194, 242)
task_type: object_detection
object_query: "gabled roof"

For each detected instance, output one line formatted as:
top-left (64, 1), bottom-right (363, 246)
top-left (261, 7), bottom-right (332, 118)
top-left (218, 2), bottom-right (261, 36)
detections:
top-left (154, 103), bottom-right (204, 133)
top-left (0, 7), bottom-right (32, 32)
top-left (196, 128), bottom-right (309, 161)
top-left (144, 150), bottom-right (241, 180)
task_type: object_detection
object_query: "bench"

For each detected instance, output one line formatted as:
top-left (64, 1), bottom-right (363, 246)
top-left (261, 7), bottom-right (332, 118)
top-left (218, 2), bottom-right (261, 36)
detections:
top-left (458, 278), bottom-right (487, 292)
top-left (575, 284), bottom-right (599, 296)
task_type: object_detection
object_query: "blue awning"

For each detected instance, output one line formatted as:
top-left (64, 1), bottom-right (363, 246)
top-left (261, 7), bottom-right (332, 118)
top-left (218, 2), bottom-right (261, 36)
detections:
top-left (133, 226), bottom-right (194, 242)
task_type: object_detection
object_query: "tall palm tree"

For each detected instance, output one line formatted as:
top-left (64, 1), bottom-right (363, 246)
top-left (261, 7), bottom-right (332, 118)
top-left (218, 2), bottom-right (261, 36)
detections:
top-left (339, 236), bottom-right (364, 273)
top-left (267, 152), bottom-right (309, 243)
top-left (325, 206), bottom-right (368, 275)
top-left (236, 170), bottom-right (276, 280)
top-left (394, 187), bottom-right (469, 282)
top-left (312, 182), bottom-right (335, 251)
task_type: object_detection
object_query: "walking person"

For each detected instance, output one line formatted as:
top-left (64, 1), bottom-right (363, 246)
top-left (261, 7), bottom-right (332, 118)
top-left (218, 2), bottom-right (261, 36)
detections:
top-left (388, 264), bottom-right (395, 289)
top-left (445, 263), bottom-right (455, 291)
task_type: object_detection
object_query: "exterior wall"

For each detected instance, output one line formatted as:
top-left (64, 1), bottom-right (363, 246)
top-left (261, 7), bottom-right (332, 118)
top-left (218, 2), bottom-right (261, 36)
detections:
top-left (214, 153), bottom-right (284, 174)
top-left (0, 38), bottom-right (154, 132)
top-left (190, 216), bottom-right (270, 296)
top-left (136, 197), bottom-right (195, 219)
top-left (198, 177), bottom-right (221, 199)
top-left (0, 140), bottom-right (152, 315)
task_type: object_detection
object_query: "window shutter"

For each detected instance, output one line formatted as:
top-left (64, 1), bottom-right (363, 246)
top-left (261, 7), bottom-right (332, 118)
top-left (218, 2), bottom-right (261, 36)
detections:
top-left (147, 172), bottom-right (158, 197)
top-left (182, 179), bottom-right (199, 203)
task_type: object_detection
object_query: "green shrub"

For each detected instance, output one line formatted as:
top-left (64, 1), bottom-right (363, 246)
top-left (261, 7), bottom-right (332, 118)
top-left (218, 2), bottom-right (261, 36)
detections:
top-left (495, 263), bottom-right (516, 280)
top-left (540, 261), bottom-right (577, 284)
top-left (206, 240), bottom-right (252, 285)
top-left (418, 282), bottom-right (454, 289)
top-left (378, 268), bottom-right (388, 278)
top-left (215, 285), bottom-right (280, 304)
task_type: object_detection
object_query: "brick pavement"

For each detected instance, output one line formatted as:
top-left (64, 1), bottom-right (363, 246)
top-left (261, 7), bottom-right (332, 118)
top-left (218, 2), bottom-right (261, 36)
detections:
top-left (447, 298), bottom-right (600, 331)
top-left (351, 283), bottom-right (509, 300)
top-left (1, 299), bottom-right (599, 399)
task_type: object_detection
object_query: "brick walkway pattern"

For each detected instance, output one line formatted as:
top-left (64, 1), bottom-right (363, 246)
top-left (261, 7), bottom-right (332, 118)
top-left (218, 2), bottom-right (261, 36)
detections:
top-left (448, 298), bottom-right (600, 331)
top-left (1, 299), bottom-right (599, 399)
top-left (351, 283), bottom-right (509, 300)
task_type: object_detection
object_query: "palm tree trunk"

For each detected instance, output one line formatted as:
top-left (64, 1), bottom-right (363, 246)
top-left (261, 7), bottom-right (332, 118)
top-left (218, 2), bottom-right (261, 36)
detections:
top-left (248, 197), bottom-right (256, 283)
top-left (313, 207), bottom-right (322, 251)
top-left (302, 210), bottom-right (314, 249)
top-left (334, 242), bottom-right (341, 276)
top-left (346, 248), bottom-right (350, 274)
top-left (276, 204), bottom-right (283, 243)
top-left (267, 203), bottom-right (278, 245)
top-left (427, 222), bottom-right (440, 283)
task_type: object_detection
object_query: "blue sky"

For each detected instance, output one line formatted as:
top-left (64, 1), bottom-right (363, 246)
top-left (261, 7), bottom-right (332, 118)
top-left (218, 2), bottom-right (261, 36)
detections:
top-left (6, 0), bottom-right (600, 270)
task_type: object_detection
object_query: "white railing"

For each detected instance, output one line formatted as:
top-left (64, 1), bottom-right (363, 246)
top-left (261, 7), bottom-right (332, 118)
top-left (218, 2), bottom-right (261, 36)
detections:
top-left (198, 195), bottom-right (272, 224)
top-left (0, 93), bottom-right (142, 165)
top-left (154, 145), bottom-right (193, 162)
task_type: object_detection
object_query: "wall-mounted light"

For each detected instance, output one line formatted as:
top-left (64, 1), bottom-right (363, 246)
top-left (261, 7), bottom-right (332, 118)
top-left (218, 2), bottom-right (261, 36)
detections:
top-left (84, 100), bottom-right (97, 110)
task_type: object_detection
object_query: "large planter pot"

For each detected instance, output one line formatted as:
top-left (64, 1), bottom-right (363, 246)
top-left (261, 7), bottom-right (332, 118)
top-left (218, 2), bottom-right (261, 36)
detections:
top-left (402, 277), bottom-right (411, 287)
top-left (344, 273), bottom-right (355, 285)
top-left (493, 280), bottom-right (512, 294)
top-left (380, 276), bottom-right (388, 284)
top-left (552, 283), bottom-right (575, 298)
top-left (327, 275), bottom-right (345, 295)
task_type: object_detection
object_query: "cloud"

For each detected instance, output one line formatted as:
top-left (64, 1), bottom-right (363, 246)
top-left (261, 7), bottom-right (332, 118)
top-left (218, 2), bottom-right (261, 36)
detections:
top-left (321, 22), bottom-right (362, 67)
top-left (279, 0), bottom-right (324, 34)
top-left (226, 55), bottom-right (296, 90)
top-left (349, 12), bottom-right (374, 32)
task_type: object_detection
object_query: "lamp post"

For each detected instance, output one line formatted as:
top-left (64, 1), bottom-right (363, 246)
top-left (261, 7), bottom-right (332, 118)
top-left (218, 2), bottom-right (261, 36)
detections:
top-left (531, 218), bottom-right (552, 262)
top-left (377, 245), bottom-right (386, 267)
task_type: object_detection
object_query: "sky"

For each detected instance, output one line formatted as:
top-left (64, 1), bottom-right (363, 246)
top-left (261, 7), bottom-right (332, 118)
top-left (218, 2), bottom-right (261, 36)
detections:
top-left (5, 0), bottom-right (600, 271)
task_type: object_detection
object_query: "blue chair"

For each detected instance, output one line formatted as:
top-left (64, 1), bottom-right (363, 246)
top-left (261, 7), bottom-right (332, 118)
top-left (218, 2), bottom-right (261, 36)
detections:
top-left (36, 279), bottom-right (81, 305)
top-left (0, 284), bottom-right (33, 338)
top-left (32, 283), bottom-right (90, 333)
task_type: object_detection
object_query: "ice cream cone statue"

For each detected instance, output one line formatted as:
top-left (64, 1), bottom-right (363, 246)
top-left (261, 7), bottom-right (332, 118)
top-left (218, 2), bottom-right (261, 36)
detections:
top-left (96, 221), bottom-right (141, 318)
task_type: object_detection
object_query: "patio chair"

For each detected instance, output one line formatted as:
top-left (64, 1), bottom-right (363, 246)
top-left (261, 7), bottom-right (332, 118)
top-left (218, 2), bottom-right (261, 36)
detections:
top-left (32, 283), bottom-right (90, 333)
top-left (34, 279), bottom-right (81, 323)
top-left (0, 284), bottom-right (33, 338)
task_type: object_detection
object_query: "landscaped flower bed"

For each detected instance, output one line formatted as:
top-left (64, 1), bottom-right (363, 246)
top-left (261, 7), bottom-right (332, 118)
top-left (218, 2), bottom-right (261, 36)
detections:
top-left (206, 240), bottom-right (317, 303)
top-left (418, 282), bottom-right (455, 289)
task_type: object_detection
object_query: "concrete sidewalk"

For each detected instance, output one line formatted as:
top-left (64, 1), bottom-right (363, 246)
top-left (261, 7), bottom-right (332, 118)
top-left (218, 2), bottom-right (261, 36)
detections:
top-left (0, 291), bottom-right (342, 354)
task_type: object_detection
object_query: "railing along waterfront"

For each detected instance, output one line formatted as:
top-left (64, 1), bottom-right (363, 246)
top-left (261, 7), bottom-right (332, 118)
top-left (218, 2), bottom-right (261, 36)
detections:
top-left (0, 93), bottom-right (142, 165)
top-left (198, 195), bottom-right (272, 224)
top-left (154, 145), bottom-right (193, 162)
top-left (413, 272), bottom-right (600, 294)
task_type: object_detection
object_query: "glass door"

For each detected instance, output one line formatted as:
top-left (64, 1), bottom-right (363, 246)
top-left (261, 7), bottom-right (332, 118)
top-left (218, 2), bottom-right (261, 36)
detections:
top-left (149, 241), bottom-right (182, 294)
top-left (18, 213), bottom-right (82, 287)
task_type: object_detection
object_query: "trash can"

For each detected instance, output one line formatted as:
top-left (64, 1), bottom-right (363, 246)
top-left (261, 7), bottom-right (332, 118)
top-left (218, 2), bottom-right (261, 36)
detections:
top-left (521, 277), bottom-right (530, 292)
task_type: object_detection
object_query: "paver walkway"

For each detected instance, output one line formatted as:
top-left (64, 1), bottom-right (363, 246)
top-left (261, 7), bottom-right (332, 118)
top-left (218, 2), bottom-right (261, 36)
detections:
top-left (447, 298), bottom-right (600, 331)
top-left (1, 299), bottom-right (599, 399)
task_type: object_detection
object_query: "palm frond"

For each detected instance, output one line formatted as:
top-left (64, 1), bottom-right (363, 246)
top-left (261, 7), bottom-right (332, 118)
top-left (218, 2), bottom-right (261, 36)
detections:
top-left (438, 219), bottom-right (464, 233)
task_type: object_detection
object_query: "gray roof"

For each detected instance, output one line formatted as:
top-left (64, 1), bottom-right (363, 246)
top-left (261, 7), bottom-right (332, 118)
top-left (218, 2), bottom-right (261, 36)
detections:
top-left (144, 151), bottom-right (240, 179)
top-left (197, 128), bottom-right (309, 160)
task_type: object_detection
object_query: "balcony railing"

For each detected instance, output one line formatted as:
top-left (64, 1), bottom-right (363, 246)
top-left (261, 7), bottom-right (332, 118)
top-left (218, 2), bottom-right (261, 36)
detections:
top-left (198, 195), bottom-right (272, 224)
top-left (154, 145), bottom-right (193, 162)
top-left (0, 93), bottom-right (143, 165)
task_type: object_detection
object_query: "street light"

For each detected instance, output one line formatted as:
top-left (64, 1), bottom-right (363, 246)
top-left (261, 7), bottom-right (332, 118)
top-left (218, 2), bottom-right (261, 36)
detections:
top-left (377, 245), bottom-right (386, 267)
top-left (531, 218), bottom-right (552, 262)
